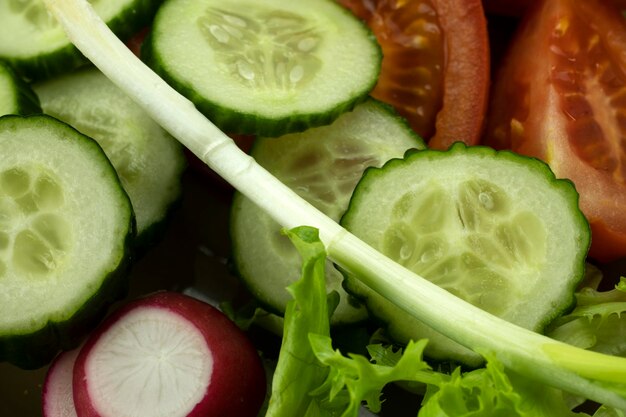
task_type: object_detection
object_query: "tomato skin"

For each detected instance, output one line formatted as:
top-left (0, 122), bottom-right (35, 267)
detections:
top-left (484, 0), bottom-right (626, 262)
top-left (431, 0), bottom-right (490, 149)
top-left (592, 220), bottom-right (626, 262)
top-left (483, 0), bottom-right (626, 16)
top-left (125, 27), bottom-right (150, 57)
top-left (338, 0), bottom-right (490, 150)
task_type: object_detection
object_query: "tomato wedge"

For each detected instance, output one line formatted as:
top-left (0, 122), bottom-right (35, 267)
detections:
top-left (484, 0), bottom-right (626, 262)
top-left (483, 0), bottom-right (626, 17)
top-left (337, 0), bottom-right (490, 149)
top-left (125, 27), bottom-right (150, 57)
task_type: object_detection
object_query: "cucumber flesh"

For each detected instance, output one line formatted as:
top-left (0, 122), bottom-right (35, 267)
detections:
top-left (0, 60), bottom-right (41, 116)
top-left (0, 0), bottom-right (160, 80)
top-left (340, 143), bottom-right (590, 366)
top-left (0, 115), bottom-right (134, 369)
top-left (145, 0), bottom-right (381, 136)
top-left (230, 99), bottom-right (424, 325)
top-left (34, 68), bottom-right (186, 249)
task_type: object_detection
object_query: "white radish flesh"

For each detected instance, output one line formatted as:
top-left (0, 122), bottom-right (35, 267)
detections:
top-left (72, 291), bottom-right (266, 417)
top-left (84, 308), bottom-right (211, 416)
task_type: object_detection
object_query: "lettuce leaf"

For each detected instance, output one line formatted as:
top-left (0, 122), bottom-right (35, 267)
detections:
top-left (548, 277), bottom-right (626, 358)
top-left (309, 336), bottom-right (440, 417)
top-left (593, 405), bottom-right (626, 417)
top-left (264, 226), bottom-right (620, 417)
top-left (264, 226), bottom-right (338, 416)
top-left (426, 357), bottom-right (583, 416)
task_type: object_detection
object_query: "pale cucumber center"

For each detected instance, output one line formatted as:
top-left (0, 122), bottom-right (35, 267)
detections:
top-left (87, 308), bottom-right (212, 417)
top-left (8, 0), bottom-right (58, 30)
top-left (381, 178), bottom-right (547, 315)
top-left (0, 165), bottom-right (72, 279)
top-left (266, 137), bottom-right (394, 315)
top-left (275, 137), bottom-right (378, 220)
top-left (43, 102), bottom-right (143, 186)
top-left (198, 7), bottom-right (322, 91)
top-left (8, 0), bottom-right (101, 30)
top-left (267, 136), bottom-right (386, 283)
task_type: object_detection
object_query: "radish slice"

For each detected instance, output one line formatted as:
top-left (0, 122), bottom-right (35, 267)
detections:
top-left (43, 348), bottom-right (80, 417)
top-left (72, 292), bottom-right (266, 417)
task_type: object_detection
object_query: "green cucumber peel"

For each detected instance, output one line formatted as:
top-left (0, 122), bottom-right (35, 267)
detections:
top-left (339, 143), bottom-right (590, 365)
top-left (0, 0), bottom-right (160, 80)
top-left (0, 114), bottom-right (134, 369)
top-left (34, 67), bottom-right (186, 251)
top-left (0, 60), bottom-right (41, 116)
top-left (268, 226), bottom-right (598, 417)
top-left (230, 98), bottom-right (422, 326)
top-left (43, 0), bottom-right (626, 409)
top-left (143, 0), bottom-right (382, 137)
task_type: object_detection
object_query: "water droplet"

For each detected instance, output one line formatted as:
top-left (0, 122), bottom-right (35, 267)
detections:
top-left (411, 35), bottom-right (429, 49)
top-left (223, 14), bottom-right (247, 28)
top-left (478, 192), bottom-right (494, 210)
top-left (290, 65), bottom-right (304, 84)
top-left (276, 62), bottom-right (287, 84)
top-left (237, 60), bottom-right (255, 81)
top-left (420, 249), bottom-right (436, 263)
top-left (298, 37), bottom-right (317, 52)
top-left (224, 24), bottom-right (244, 40)
top-left (400, 244), bottom-right (413, 260)
top-left (209, 25), bottom-right (230, 43)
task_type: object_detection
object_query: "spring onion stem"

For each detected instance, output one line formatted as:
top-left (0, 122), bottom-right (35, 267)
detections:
top-left (43, 0), bottom-right (626, 409)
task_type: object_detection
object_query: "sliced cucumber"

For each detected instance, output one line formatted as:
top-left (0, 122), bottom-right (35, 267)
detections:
top-left (0, 115), bottom-right (134, 369)
top-left (0, 60), bottom-right (41, 116)
top-left (230, 99), bottom-right (424, 325)
top-left (34, 68), bottom-right (186, 249)
top-left (144, 0), bottom-right (381, 136)
top-left (0, 0), bottom-right (160, 80)
top-left (340, 143), bottom-right (590, 366)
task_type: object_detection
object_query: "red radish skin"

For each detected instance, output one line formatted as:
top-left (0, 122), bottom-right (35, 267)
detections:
top-left (72, 292), bottom-right (266, 417)
top-left (42, 348), bottom-right (80, 417)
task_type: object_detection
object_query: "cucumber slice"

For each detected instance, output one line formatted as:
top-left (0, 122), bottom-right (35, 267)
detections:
top-left (34, 68), bottom-right (186, 249)
top-left (0, 60), bottom-right (41, 116)
top-left (144, 0), bottom-right (381, 136)
top-left (0, 115), bottom-right (134, 369)
top-left (230, 99), bottom-right (424, 325)
top-left (340, 143), bottom-right (590, 366)
top-left (0, 0), bottom-right (160, 80)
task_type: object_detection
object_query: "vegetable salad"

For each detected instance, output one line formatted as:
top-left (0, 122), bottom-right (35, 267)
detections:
top-left (1, 0), bottom-right (626, 416)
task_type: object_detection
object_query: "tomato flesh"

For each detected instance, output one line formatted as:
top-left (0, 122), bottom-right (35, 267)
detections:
top-left (485, 0), bottom-right (626, 262)
top-left (483, 0), bottom-right (626, 16)
top-left (338, 0), bottom-right (490, 149)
